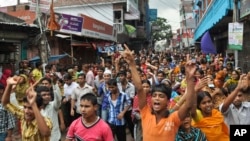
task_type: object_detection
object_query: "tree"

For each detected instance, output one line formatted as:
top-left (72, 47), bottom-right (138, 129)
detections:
top-left (151, 17), bottom-right (173, 47)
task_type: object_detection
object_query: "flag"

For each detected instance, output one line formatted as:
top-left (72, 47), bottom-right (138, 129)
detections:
top-left (47, 0), bottom-right (60, 36)
top-left (201, 31), bottom-right (217, 54)
top-left (125, 24), bottom-right (136, 35)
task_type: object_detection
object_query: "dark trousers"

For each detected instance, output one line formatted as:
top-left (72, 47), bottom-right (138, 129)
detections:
top-left (125, 110), bottom-right (134, 138)
top-left (61, 101), bottom-right (74, 128)
top-left (108, 124), bottom-right (126, 141)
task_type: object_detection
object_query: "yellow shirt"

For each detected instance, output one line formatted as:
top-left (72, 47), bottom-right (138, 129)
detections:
top-left (32, 68), bottom-right (43, 82)
top-left (5, 103), bottom-right (52, 141)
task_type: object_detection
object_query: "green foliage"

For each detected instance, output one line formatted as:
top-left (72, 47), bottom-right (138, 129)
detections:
top-left (151, 17), bottom-right (173, 43)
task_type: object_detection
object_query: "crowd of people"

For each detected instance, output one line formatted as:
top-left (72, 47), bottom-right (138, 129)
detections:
top-left (0, 45), bottom-right (250, 141)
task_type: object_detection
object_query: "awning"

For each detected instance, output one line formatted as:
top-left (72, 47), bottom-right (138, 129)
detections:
top-left (29, 54), bottom-right (68, 63)
top-left (194, 0), bottom-right (233, 40)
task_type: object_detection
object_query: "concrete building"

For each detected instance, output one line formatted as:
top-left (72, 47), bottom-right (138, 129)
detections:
top-left (0, 0), bottom-right (150, 70)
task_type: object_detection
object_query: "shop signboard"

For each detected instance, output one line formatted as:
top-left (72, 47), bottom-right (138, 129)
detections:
top-left (81, 14), bottom-right (115, 41)
top-left (149, 9), bottom-right (157, 21)
top-left (59, 14), bottom-right (83, 35)
top-left (228, 22), bottom-right (243, 50)
top-left (8, 10), bottom-right (36, 24)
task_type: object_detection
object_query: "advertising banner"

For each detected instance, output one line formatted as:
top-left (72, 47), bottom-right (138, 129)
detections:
top-left (46, 13), bottom-right (83, 35)
top-left (81, 14), bottom-right (115, 41)
top-left (149, 9), bottom-right (157, 21)
top-left (60, 14), bottom-right (83, 35)
top-left (228, 22), bottom-right (243, 50)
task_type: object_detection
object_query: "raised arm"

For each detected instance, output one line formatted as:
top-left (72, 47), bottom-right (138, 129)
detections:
top-left (100, 57), bottom-right (105, 67)
top-left (177, 60), bottom-right (196, 121)
top-left (122, 44), bottom-right (146, 109)
top-left (220, 74), bottom-right (247, 113)
top-left (52, 84), bottom-right (62, 110)
top-left (26, 87), bottom-right (51, 137)
top-left (2, 76), bottom-right (19, 106)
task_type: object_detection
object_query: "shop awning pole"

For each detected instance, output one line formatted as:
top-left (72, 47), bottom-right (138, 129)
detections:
top-left (70, 34), bottom-right (74, 64)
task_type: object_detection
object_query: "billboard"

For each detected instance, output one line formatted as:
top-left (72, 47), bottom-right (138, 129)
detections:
top-left (81, 14), bottom-right (115, 41)
top-left (149, 9), bottom-right (157, 21)
top-left (46, 13), bottom-right (83, 35)
top-left (228, 22), bottom-right (243, 50)
top-left (59, 14), bottom-right (83, 35)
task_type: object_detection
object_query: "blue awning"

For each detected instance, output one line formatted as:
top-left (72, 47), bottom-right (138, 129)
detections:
top-left (29, 54), bottom-right (69, 63)
top-left (194, 0), bottom-right (234, 40)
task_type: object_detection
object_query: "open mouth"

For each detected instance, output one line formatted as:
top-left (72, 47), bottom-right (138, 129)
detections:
top-left (205, 107), bottom-right (211, 112)
top-left (153, 102), bottom-right (161, 110)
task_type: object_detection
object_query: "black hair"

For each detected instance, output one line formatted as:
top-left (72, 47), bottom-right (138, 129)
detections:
top-left (78, 73), bottom-right (86, 79)
top-left (197, 91), bottom-right (212, 110)
top-left (151, 84), bottom-right (172, 100)
top-left (63, 73), bottom-right (72, 80)
top-left (200, 58), bottom-right (207, 64)
top-left (196, 68), bottom-right (204, 76)
top-left (141, 80), bottom-right (151, 86)
top-left (40, 77), bottom-right (52, 84)
top-left (97, 66), bottom-right (105, 72)
top-left (80, 93), bottom-right (98, 105)
top-left (23, 94), bottom-right (43, 108)
top-left (157, 70), bottom-right (166, 78)
top-left (107, 79), bottom-right (117, 86)
top-left (35, 62), bottom-right (42, 68)
top-left (36, 86), bottom-right (51, 94)
top-left (117, 70), bottom-right (127, 77)
top-left (58, 78), bottom-right (64, 84)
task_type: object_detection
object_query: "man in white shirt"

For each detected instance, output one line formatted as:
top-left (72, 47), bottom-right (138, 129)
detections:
top-left (62, 73), bottom-right (79, 127)
top-left (71, 73), bottom-right (94, 119)
top-left (38, 78), bottom-right (62, 141)
top-left (219, 75), bottom-right (250, 128)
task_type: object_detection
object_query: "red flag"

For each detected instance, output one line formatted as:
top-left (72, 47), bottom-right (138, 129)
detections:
top-left (47, 0), bottom-right (60, 36)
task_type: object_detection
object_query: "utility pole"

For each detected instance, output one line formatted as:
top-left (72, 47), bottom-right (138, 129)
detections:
top-left (35, 0), bottom-right (49, 75)
top-left (233, 0), bottom-right (239, 68)
top-left (182, 5), bottom-right (190, 53)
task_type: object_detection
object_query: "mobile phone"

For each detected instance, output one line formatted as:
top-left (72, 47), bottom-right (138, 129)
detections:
top-left (208, 83), bottom-right (215, 88)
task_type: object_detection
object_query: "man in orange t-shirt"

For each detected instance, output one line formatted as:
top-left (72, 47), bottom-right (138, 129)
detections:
top-left (123, 45), bottom-right (197, 141)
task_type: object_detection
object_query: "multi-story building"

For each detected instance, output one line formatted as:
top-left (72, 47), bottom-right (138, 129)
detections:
top-left (0, 0), bottom-right (150, 67)
top-left (179, 0), bottom-right (196, 52)
top-left (192, 0), bottom-right (250, 71)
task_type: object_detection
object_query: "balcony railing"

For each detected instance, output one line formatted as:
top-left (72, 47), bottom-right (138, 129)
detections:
top-left (113, 23), bottom-right (124, 34)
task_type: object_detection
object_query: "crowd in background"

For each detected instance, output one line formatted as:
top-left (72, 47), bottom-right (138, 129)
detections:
top-left (0, 46), bottom-right (250, 141)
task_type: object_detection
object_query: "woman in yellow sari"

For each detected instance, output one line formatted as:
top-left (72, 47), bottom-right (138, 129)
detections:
top-left (192, 91), bottom-right (229, 141)
top-left (14, 74), bottom-right (30, 106)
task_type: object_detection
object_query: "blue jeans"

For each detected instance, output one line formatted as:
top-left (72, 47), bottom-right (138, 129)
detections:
top-left (101, 109), bottom-right (108, 122)
top-left (0, 132), bottom-right (7, 141)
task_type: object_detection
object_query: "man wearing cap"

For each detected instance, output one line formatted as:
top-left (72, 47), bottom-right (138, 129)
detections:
top-left (98, 69), bottom-right (112, 121)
